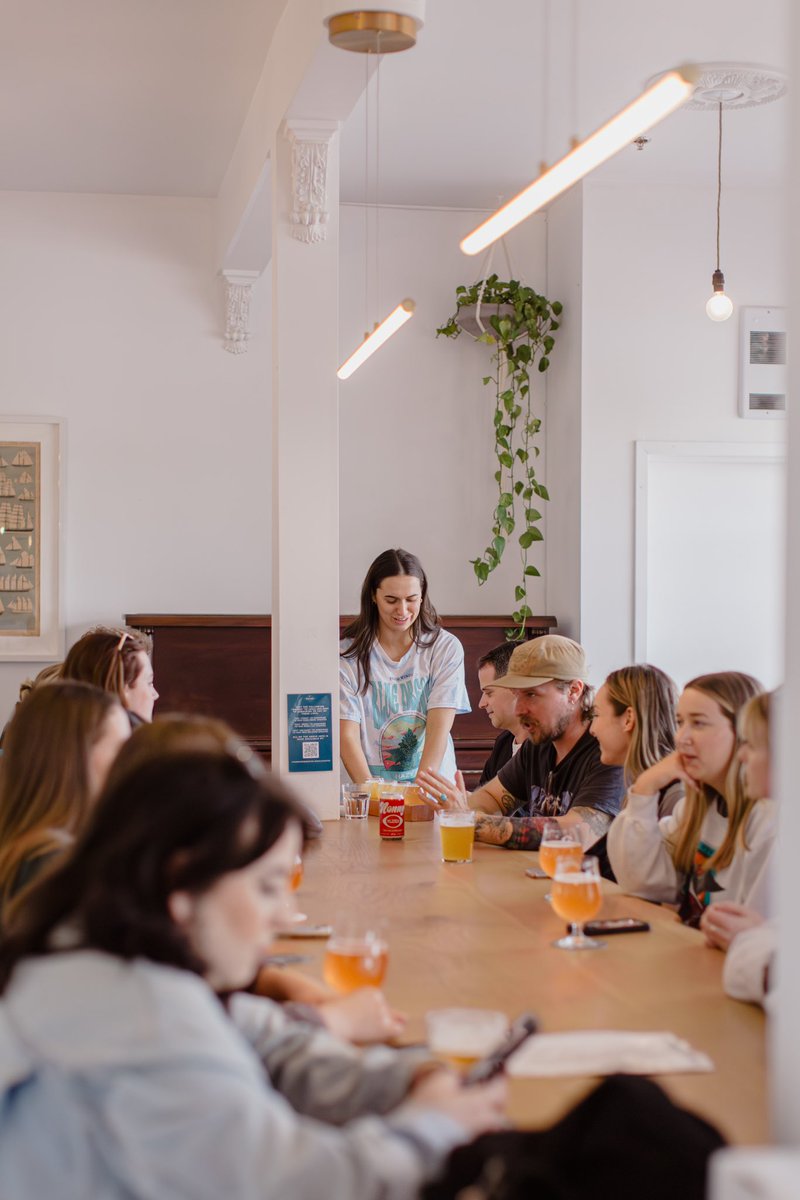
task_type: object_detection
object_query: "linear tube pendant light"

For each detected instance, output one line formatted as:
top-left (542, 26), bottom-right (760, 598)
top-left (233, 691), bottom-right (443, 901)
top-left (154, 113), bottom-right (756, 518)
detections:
top-left (328, 6), bottom-right (422, 378)
top-left (460, 65), bottom-right (700, 257)
top-left (337, 300), bottom-right (415, 379)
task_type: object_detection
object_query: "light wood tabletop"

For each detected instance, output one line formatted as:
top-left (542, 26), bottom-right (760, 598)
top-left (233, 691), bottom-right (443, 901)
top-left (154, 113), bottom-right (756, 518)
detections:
top-left (277, 817), bottom-right (767, 1145)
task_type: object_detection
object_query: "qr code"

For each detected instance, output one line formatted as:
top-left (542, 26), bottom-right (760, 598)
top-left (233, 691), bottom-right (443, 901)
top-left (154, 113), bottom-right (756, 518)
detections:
top-left (302, 742), bottom-right (319, 760)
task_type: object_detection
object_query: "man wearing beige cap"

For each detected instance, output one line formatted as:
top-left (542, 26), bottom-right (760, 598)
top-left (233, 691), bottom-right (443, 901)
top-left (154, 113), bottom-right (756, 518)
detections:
top-left (418, 635), bottom-right (624, 861)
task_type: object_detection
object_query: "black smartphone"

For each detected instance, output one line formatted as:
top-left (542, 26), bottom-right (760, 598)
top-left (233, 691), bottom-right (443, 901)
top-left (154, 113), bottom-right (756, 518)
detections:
top-left (279, 924), bottom-right (333, 938)
top-left (462, 1013), bottom-right (538, 1086)
top-left (582, 918), bottom-right (650, 936)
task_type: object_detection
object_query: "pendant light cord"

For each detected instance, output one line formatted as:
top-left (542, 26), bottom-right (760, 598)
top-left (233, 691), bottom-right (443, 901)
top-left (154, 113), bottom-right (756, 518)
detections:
top-left (715, 101), bottom-right (722, 271)
top-left (364, 51), bottom-right (369, 332)
top-left (376, 38), bottom-right (382, 321)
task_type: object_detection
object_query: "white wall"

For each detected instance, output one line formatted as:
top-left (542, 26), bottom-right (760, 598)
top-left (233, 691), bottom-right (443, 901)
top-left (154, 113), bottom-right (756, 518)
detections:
top-left (579, 181), bottom-right (786, 686)
top-left (0, 197), bottom-right (550, 725)
top-left (0, 191), bottom-right (271, 722)
top-left (338, 205), bottom-right (550, 620)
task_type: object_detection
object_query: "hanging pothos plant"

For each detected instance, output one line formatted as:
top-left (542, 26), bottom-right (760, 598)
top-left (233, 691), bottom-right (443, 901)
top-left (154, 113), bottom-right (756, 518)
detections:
top-left (437, 275), bottom-right (562, 640)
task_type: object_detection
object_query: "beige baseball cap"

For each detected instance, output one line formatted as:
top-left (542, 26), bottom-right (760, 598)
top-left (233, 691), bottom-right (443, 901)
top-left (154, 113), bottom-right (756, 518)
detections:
top-left (492, 635), bottom-right (588, 689)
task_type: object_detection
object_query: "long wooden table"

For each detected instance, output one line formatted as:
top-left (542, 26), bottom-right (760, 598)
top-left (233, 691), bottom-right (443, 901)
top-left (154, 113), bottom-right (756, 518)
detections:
top-left (279, 818), bottom-right (767, 1145)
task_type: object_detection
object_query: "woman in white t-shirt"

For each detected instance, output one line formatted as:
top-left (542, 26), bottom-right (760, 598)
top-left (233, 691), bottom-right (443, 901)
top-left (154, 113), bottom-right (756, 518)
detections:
top-left (607, 672), bottom-right (776, 925)
top-left (340, 549), bottom-right (470, 786)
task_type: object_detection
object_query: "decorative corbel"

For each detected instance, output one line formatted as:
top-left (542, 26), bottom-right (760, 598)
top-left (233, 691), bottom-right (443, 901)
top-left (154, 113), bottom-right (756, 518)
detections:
top-left (221, 269), bottom-right (260, 354)
top-left (283, 119), bottom-right (339, 244)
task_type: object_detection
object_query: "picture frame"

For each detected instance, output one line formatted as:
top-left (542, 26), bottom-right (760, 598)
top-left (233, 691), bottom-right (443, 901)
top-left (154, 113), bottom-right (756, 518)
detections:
top-left (0, 417), bottom-right (64, 661)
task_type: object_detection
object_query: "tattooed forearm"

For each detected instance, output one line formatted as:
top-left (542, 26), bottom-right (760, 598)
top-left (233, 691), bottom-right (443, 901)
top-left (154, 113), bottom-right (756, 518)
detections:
top-left (505, 816), bottom-right (547, 850)
top-left (569, 807), bottom-right (612, 848)
top-left (474, 814), bottom-right (514, 845)
top-left (497, 790), bottom-right (520, 817)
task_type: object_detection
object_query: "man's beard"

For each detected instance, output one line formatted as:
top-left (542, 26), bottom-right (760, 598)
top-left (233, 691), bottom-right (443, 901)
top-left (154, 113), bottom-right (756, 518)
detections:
top-left (522, 709), bottom-right (572, 745)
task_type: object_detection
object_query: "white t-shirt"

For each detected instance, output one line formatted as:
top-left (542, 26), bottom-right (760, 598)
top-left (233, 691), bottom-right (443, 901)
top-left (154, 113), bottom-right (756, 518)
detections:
top-left (340, 630), bottom-right (471, 784)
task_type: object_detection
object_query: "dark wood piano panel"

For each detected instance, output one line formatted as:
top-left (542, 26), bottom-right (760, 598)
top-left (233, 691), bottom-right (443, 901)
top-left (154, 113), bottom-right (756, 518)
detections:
top-left (125, 613), bottom-right (557, 775)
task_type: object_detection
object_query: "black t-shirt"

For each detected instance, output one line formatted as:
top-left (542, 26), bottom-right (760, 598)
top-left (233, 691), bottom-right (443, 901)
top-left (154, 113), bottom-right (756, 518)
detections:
top-left (493, 727), bottom-right (624, 861)
top-left (478, 729), bottom-right (517, 787)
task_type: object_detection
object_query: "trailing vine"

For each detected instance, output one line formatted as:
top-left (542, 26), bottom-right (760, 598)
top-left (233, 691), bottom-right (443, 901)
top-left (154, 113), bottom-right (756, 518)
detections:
top-left (437, 276), bottom-right (562, 640)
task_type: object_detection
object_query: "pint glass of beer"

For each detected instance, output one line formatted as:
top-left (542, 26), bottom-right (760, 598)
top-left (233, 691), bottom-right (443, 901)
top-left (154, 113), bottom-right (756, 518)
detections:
top-left (323, 924), bottom-right (389, 993)
top-left (425, 1008), bottom-right (509, 1071)
top-left (439, 810), bottom-right (476, 863)
top-left (550, 855), bottom-right (604, 950)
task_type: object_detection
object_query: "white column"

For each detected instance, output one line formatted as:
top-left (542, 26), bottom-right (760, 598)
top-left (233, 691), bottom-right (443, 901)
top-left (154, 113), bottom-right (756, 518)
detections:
top-left (771, 1), bottom-right (800, 1145)
top-left (271, 119), bottom-right (341, 820)
top-left (545, 183), bottom-right (584, 640)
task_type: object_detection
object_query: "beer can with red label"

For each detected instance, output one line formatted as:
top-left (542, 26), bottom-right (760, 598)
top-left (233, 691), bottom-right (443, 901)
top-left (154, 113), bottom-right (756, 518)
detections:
top-left (379, 793), bottom-right (405, 839)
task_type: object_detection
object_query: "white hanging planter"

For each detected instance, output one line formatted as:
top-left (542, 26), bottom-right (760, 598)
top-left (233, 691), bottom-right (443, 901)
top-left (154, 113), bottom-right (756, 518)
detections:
top-left (456, 301), bottom-right (516, 340)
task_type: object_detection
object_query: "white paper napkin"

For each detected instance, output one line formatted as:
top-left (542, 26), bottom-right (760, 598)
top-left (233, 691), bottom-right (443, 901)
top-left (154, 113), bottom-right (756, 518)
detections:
top-left (507, 1029), bottom-right (714, 1077)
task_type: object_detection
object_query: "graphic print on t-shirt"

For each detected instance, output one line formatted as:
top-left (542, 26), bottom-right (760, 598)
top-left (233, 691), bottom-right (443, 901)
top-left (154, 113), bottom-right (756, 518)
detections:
top-left (378, 712), bottom-right (426, 774)
top-left (370, 675), bottom-right (431, 778)
top-left (677, 838), bottom-right (723, 927)
top-left (525, 784), bottom-right (572, 818)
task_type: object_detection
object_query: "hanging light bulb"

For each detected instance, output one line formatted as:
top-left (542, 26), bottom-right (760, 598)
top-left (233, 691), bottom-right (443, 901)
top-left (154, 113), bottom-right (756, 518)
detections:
top-left (706, 102), bottom-right (733, 322)
top-left (706, 269), bottom-right (733, 321)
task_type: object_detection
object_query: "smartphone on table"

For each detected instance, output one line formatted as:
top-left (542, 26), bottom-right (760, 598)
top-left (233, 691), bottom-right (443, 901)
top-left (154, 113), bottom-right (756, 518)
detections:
top-left (462, 1013), bottom-right (538, 1085)
top-left (582, 918), bottom-right (650, 936)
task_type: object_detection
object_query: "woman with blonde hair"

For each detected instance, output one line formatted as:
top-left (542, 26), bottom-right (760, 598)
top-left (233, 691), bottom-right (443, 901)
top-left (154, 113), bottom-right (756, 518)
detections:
top-left (702, 691), bottom-right (777, 1003)
top-left (62, 626), bottom-right (158, 726)
top-left (0, 681), bottom-right (130, 912)
top-left (590, 664), bottom-right (681, 817)
top-left (607, 672), bottom-right (776, 925)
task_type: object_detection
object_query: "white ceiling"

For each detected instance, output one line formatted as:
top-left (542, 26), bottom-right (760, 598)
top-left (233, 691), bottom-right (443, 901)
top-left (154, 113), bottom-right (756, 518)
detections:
top-left (0, 0), bottom-right (286, 196)
top-left (0, 0), bottom-right (788, 203)
top-left (338, 0), bottom-right (790, 207)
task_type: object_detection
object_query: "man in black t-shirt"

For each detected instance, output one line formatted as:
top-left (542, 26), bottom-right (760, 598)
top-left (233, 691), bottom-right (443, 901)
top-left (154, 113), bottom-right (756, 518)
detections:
top-left (419, 636), bottom-right (624, 855)
top-left (477, 643), bottom-right (527, 787)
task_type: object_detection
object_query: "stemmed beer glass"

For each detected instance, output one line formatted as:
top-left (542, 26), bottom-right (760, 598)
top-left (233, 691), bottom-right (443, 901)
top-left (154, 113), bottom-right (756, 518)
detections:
top-left (538, 819), bottom-right (582, 901)
top-left (550, 854), bottom-right (604, 950)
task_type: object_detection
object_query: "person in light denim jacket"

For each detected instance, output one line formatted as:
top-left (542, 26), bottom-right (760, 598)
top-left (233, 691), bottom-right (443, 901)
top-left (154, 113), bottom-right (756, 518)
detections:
top-left (0, 748), bottom-right (504, 1200)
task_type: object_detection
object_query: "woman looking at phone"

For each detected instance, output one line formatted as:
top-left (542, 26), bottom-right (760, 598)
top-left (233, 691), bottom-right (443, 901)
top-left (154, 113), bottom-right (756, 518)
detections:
top-left (607, 672), bottom-right (776, 925)
top-left (589, 664), bottom-right (682, 818)
top-left (0, 750), bottom-right (504, 1198)
top-left (340, 548), bottom-right (470, 786)
top-left (106, 714), bottom-right (406, 1046)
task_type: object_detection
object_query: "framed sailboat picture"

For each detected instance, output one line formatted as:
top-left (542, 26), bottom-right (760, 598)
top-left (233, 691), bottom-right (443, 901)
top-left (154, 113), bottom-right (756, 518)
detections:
top-left (0, 418), bottom-right (63, 660)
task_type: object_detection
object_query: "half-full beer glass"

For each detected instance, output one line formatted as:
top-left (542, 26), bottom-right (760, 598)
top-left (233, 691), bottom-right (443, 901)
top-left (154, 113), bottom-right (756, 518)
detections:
top-left (550, 855), bottom-right (604, 950)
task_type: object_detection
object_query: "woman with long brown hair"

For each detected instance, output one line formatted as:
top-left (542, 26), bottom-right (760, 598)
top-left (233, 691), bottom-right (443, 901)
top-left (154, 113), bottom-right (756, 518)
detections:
top-left (62, 625), bottom-right (158, 726)
top-left (0, 749), bottom-right (503, 1198)
top-left (0, 680), bottom-right (130, 912)
top-left (105, 714), bottom-right (405, 1044)
top-left (590, 664), bottom-right (682, 817)
top-left (340, 548), bottom-right (469, 785)
top-left (607, 672), bottom-right (776, 925)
